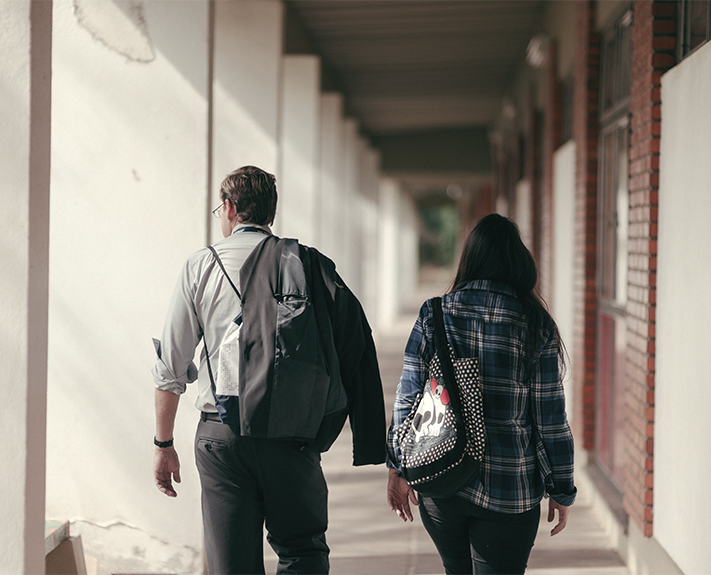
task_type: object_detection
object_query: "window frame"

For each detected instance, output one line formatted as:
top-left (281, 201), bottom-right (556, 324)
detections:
top-left (597, 7), bottom-right (633, 311)
top-left (678, 0), bottom-right (711, 60)
top-left (594, 5), bottom-right (633, 491)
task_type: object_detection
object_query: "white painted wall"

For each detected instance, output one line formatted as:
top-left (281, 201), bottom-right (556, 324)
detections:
top-left (211, 0), bottom-right (282, 243)
top-left (656, 41), bottom-right (711, 575)
top-left (277, 55), bottom-right (321, 245)
top-left (47, 1), bottom-right (209, 572)
top-left (0, 2), bottom-right (52, 573)
top-left (551, 141), bottom-right (577, 415)
top-left (514, 179), bottom-right (533, 251)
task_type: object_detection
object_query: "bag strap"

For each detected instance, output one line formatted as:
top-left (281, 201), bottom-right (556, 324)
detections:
top-left (204, 246), bottom-right (241, 391)
top-left (431, 297), bottom-right (465, 415)
top-left (208, 246), bottom-right (241, 300)
top-left (203, 232), bottom-right (269, 395)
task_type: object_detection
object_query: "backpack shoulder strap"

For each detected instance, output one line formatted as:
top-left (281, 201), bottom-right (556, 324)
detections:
top-left (431, 297), bottom-right (464, 414)
top-left (204, 245), bottom-right (241, 391)
top-left (208, 246), bottom-right (241, 300)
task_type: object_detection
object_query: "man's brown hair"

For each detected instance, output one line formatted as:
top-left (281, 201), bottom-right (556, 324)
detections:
top-left (220, 165), bottom-right (278, 226)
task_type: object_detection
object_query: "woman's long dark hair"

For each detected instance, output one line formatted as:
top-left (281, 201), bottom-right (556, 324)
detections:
top-left (450, 214), bottom-right (566, 372)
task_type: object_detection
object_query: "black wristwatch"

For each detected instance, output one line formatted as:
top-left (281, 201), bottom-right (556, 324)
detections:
top-left (154, 437), bottom-right (174, 448)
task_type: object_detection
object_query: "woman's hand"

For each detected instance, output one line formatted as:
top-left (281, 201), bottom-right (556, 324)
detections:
top-left (547, 498), bottom-right (569, 535)
top-left (387, 468), bottom-right (419, 521)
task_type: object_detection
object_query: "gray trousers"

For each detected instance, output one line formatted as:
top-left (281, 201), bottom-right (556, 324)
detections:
top-left (195, 417), bottom-right (330, 574)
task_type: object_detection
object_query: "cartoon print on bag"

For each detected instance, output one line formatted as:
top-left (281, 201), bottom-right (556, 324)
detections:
top-left (413, 377), bottom-right (450, 439)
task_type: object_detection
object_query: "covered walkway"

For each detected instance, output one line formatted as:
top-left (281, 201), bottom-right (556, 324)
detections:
top-left (4, 1), bottom-right (707, 572)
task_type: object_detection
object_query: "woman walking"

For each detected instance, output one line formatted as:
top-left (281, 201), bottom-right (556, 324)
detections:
top-left (386, 214), bottom-right (576, 575)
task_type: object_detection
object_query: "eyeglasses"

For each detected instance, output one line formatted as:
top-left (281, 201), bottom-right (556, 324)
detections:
top-left (212, 202), bottom-right (224, 219)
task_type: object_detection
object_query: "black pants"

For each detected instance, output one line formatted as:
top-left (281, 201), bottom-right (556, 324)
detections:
top-left (418, 494), bottom-right (540, 575)
top-left (195, 418), bottom-right (329, 575)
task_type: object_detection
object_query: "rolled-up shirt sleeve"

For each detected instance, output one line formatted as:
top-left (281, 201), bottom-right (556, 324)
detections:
top-left (152, 258), bottom-right (202, 395)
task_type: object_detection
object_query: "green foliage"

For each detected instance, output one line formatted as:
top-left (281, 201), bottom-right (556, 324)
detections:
top-left (418, 203), bottom-right (459, 267)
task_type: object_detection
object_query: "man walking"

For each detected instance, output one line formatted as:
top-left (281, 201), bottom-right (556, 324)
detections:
top-left (152, 166), bottom-right (386, 574)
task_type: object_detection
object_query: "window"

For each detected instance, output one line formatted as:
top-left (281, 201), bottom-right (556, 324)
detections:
top-left (679, 0), bottom-right (711, 58)
top-left (600, 9), bottom-right (632, 122)
top-left (598, 7), bottom-right (632, 307)
top-left (599, 119), bottom-right (629, 305)
top-left (595, 7), bottom-right (633, 491)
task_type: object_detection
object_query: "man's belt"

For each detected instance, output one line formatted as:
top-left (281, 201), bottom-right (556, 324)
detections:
top-left (201, 411), bottom-right (222, 422)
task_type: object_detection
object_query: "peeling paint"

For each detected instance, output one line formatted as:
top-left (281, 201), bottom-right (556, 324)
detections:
top-left (73, 0), bottom-right (155, 63)
top-left (71, 519), bottom-right (202, 575)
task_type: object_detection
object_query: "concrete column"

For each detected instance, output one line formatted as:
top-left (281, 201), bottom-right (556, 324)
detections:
top-left (551, 141), bottom-right (577, 415)
top-left (276, 55), bottom-right (321, 244)
top-left (47, 1), bottom-right (209, 572)
top-left (318, 93), bottom-right (345, 263)
top-left (212, 0), bottom-right (282, 241)
top-left (341, 119), bottom-right (361, 294)
top-left (359, 147), bottom-right (381, 323)
top-left (0, 1), bottom-right (52, 573)
top-left (377, 178), bottom-right (402, 328)
top-left (399, 191), bottom-right (419, 304)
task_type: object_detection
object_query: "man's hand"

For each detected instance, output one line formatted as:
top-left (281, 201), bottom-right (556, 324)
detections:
top-left (154, 389), bottom-right (180, 497)
top-left (154, 445), bottom-right (181, 497)
top-left (387, 468), bottom-right (419, 522)
top-left (547, 498), bottom-right (569, 536)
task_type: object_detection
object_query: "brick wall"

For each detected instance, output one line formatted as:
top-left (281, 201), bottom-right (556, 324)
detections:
top-left (572, 0), bottom-right (599, 449)
top-left (476, 181), bottom-right (494, 218)
top-left (625, 0), bottom-right (676, 538)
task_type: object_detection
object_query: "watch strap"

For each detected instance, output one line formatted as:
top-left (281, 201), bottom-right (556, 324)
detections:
top-left (154, 437), bottom-right (174, 448)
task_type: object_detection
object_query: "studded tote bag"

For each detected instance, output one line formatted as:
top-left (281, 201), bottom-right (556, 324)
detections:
top-left (396, 297), bottom-right (486, 498)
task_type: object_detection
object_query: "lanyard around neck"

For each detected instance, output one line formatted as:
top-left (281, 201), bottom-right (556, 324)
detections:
top-left (234, 226), bottom-right (271, 236)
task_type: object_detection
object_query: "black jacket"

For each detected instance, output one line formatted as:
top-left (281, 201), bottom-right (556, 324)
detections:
top-left (237, 235), bottom-right (386, 466)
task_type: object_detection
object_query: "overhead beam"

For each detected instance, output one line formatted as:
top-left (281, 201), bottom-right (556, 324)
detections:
top-left (371, 127), bottom-right (491, 174)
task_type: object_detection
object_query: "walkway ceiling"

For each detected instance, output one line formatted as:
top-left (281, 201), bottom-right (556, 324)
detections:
top-left (285, 0), bottom-right (546, 182)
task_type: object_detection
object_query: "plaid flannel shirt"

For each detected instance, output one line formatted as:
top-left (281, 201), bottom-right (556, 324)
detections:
top-left (387, 280), bottom-right (576, 513)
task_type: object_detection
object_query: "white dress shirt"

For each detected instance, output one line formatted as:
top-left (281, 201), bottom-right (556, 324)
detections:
top-left (152, 224), bottom-right (271, 412)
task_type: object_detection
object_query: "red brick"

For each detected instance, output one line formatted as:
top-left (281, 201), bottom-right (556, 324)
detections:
top-left (653, 35), bottom-right (677, 51)
top-left (653, 19), bottom-right (678, 34)
top-left (634, 30), bottom-right (654, 55)
top-left (633, 51), bottom-right (654, 76)
top-left (651, 1), bottom-right (677, 18)
top-left (645, 506), bottom-right (654, 522)
top-left (630, 154), bottom-right (660, 174)
top-left (645, 472), bottom-right (654, 489)
top-left (652, 52), bottom-right (676, 69)
top-left (631, 69), bottom-right (664, 98)
top-left (644, 491), bottom-right (654, 506)
top-left (635, 0), bottom-right (653, 20)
